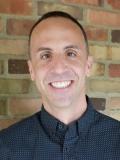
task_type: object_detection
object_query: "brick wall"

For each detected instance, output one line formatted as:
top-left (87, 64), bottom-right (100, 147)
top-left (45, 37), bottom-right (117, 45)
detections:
top-left (0, 0), bottom-right (120, 130)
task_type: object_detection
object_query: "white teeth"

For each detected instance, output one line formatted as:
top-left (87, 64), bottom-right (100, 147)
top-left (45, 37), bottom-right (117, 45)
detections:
top-left (50, 81), bottom-right (71, 89)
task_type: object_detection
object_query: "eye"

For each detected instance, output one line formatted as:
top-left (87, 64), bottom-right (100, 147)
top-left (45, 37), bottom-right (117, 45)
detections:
top-left (40, 52), bottom-right (52, 60)
top-left (66, 50), bottom-right (77, 57)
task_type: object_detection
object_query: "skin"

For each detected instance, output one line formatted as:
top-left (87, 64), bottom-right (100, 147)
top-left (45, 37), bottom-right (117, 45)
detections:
top-left (28, 17), bottom-right (93, 124)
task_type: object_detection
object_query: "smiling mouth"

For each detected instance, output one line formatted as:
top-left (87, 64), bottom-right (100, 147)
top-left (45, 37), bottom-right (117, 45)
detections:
top-left (49, 80), bottom-right (72, 89)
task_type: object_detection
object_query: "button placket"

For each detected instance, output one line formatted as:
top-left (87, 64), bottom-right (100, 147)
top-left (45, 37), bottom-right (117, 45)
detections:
top-left (63, 146), bottom-right (70, 160)
top-left (64, 146), bottom-right (70, 152)
top-left (62, 137), bottom-right (72, 160)
top-left (58, 124), bottom-right (63, 130)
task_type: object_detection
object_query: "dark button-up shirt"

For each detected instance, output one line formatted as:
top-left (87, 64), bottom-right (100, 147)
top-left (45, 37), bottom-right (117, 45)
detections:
top-left (0, 97), bottom-right (120, 159)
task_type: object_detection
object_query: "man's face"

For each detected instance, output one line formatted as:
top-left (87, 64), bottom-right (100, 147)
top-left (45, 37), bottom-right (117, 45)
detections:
top-left (28, 17), bottom-right (92, 110)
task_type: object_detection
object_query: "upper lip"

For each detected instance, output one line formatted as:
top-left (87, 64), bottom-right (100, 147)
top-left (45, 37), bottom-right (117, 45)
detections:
top-left (48, 77), bottom-right (75, 83)
top-left (49, 79), bottom-right (73, 84)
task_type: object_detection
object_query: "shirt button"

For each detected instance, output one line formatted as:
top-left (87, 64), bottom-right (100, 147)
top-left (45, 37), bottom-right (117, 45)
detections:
top-left (64, 147), bottom-right (69, 152)
top-left (58, 124), bottom-right (63, 129)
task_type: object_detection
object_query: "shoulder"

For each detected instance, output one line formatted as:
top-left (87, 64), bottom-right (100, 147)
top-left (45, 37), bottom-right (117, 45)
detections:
top-left (87, 96), bottom-right (120, 131)
top-left (90, 110), bottom-right (120, 154)
top-left (93, 110), bottom-right (120, 134)
top-left (0, 112), bottom-right (42, 159)
top-left (0, 111), bottom-right (41, 146)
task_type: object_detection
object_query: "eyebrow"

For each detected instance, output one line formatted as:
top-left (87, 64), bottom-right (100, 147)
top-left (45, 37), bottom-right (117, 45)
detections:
top-left (64, 45), bottom-right (81, 50)
top-left (36, 45), bottom-right (81, 53)
top-left (36, 47), bottom-right (52, 53)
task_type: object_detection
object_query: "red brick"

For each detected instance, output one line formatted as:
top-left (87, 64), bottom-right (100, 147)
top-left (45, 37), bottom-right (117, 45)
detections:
top-left (0, 0), bottom-right (32, 15)
top-left (87, 9), bottom-right (120, 27)
top-left (9, 98), bottom-right (42, 116)
top-left (111, 30), bottom-right (120, 43)
top-left (8, 59), bottom-right (29, 74)
top-left (38, 2), bottom-right (83, 20)
top-left (7, 19), bottom-right (35, 36)
top-left (89, 45), bottom-right (107, 60)
top-left (90, 62), bottom-right (105, 76)
top-left (0, 99), bottom-right (7, 115)
top-left (0, 39), bottom-right (28, 55)
top-left (0, 79), bottom-right (30, 94)
top-left (0, 118), bottom-right (21, 130)
top-left (89, 79), bottom-right (120, 93)
top-left (107, 0), bottom-right (120, 10)
top-left (62, 0), bottom-right (100, 6)
top-left (109, 64), bottom-right (120, 77)
top-left (108, 47), bottom-right (120, 61)
top-left (107, 97), bottom-right (120, 109)
top-left (0, 17), bottom-right (3, 33)
top-left (91, 98), bottom-right (106, 110)
top-left (85, 27), bottom-right (108, 41)
top-left (0, 60), bottom-right (4, 74)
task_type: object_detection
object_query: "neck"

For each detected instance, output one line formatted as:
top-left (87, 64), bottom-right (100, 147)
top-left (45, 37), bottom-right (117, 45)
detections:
top-left (43, 96), bottom-right (87, 125)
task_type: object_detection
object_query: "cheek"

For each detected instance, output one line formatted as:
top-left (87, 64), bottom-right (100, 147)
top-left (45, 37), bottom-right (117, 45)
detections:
top-left (34, 70), bottom-right (45, 93)
top-left (35, 69), bottom-right (45, 81)
top-left (34, 65), bottom-right (49, 87)
top-left (73, 64), bottom-right (88, 82)
top-left (71, 60), bottom-right (87, 72)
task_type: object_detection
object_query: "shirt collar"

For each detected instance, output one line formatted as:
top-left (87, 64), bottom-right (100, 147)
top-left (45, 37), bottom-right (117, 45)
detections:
top-left (40, 96), bottom-right (96, 141)
top-left (40, 106), bottom-right (68, 135)
top-left (77, 96), bottom-right (96, 138)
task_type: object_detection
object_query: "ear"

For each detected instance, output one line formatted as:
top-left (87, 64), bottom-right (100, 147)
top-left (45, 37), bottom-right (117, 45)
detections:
top-left (27, 60), bottom-right (35, 81)
top-left (85, 56), bottom-right (93, 77)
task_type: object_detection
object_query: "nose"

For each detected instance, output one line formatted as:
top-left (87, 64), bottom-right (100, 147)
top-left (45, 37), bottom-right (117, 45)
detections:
top-left (51, 55), bottom-right (68, 74)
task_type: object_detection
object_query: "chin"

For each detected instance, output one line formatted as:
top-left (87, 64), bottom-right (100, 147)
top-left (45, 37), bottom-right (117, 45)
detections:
top-left (50, 98), bottom-right (72, 109)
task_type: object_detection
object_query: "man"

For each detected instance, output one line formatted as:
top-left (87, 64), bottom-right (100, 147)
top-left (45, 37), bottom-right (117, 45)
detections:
top-left (0, 11), bottom-right (120, 160)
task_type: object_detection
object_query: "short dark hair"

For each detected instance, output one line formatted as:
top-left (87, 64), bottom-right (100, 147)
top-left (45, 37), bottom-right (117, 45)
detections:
top-left (29, 11), bottom-right (89, 57)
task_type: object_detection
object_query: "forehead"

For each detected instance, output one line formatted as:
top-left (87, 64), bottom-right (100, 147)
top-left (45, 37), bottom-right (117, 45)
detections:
top-left (31, 17), bottom-right (84, 40)
top-left (29, 17), bottom-right (88, 56)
